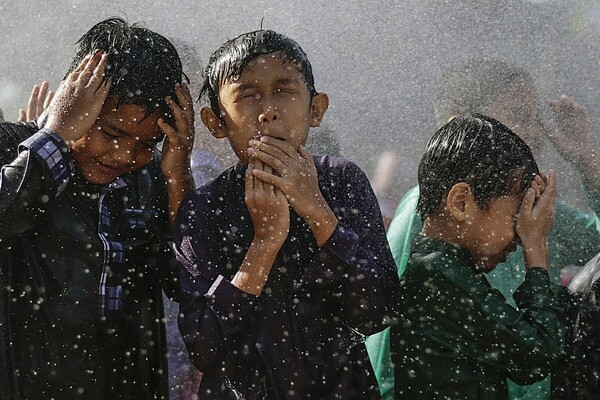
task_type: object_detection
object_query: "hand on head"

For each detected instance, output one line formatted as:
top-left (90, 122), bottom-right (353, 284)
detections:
top-left (158, 83), bottom-right (195, 182)
top-left (515, 170), bottom-right (557, 270)
top-left (45, 51), bottom-right (110, 147)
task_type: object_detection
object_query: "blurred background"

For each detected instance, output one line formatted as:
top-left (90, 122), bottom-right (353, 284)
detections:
top-left (1, 0), bottom-right (600, 206)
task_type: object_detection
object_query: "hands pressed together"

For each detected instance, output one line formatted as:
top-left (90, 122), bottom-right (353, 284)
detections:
top-left (245, 136), bottom-right (338, 247)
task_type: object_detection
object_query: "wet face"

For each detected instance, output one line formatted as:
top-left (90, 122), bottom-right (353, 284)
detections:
top-left (485, 83), bottom-right (547, 156)
top-left (71, 97), bottom-right (163, 185)
top-left (463, 194), bottom-right (522, 271)
top-left (208, 55), bottom-right (318, 165)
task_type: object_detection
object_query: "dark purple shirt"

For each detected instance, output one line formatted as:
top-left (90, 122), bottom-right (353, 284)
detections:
top-left (174, 156), bottom-right (397, 399)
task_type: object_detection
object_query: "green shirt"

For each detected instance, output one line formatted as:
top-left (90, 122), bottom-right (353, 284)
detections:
top-left (367, 185), bottom-right (600, 399)
top-left (392, 235), bottom-right (564, 399)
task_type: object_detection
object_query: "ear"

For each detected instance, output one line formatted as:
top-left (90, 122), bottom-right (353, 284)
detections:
top-left (446, 182), bottom-right (473, 222)
top-left (200, 107), bottom-right (227, 139)
top-left (309, 93), bottom-right (329, 127)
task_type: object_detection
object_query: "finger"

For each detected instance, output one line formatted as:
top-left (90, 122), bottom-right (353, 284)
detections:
top-left (44, 90), bottom-right (55, 109)
top-left (516, 188), bottom-right (535, 230)
top-left (535, 170), bottom-right (557, 210)
top-left (254, 158), bottom-right (265, 191)
top-left (259, 135), bottom-right (297, 158)
top-left (545, 170), bottom-right (558, 210)
top-left (27, 84), bottom-right (39, 121)
top-left (166, 95), bottom-right (192, 144)
top-left (36, 81), bottom-right (49, 117)
top-left (298, 145), bottom-right (314, 165)
top-left (18, 109), bottom-right (26, 122)
top-left (175, 83), bottom-right (194, 126)
top-left (261, 163), bottom-right (277, 195)
top-left (79, 51), bottom-right (102, 83)
top-left (246, 158), bottom-right (256, 192)
top-left (252, 140), bottom-right (290, 164)
top-left (70, 54), bottom-right (93, 81)
top-left (87, 53), bottom-right (108, 89)
top-left (157, 117), bottom-right (179, 150)
top-left (251, 148), bottom-right (288, 176)
top-left (252, 168), bottom-right (285, 190)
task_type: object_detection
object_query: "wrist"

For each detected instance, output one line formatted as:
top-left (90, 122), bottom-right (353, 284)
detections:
top-left (305, 203), bottom-right (338, 247)
top-left (165, 170), bottom-right (193, 184)
top-left (522, 238), bottom-right (549, 270)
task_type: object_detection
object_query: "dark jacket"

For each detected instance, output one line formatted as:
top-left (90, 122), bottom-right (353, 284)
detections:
top-left (392, 235), bottom-right (565, 400)
top-left (174, 158), bottom-right (398, 399)
top-left (0, 121), bottom-right (179, 400)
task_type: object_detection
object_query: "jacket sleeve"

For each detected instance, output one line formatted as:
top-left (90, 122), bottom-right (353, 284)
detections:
top-left (300, 161), bottom-right (399, 336)
top-left (173, 199), bottom-right (261, 371)
top-left (0, 127), bottom-right (74, 243)
top-left (412, 267), bottom-right (564, 385)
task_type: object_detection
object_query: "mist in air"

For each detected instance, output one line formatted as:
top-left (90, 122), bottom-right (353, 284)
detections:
top-left (1, 0), bottom-right (599, 206)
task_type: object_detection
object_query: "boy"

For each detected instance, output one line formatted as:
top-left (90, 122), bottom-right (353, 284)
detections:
top-left (173, 30), bottom-right (398, 399)
top-left (368, 59), bottom-right (600, 400)
top-left (391, 114), bottom-right (564, 399)
top-left (0, 18), bottom-right (194, 399)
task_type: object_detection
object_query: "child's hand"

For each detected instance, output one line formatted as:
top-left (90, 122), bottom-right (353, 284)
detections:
top-left (245, 157), bottom-right (290, 245)
top-left (159, 83), bottom-right (195, 182)
top-left (515, 170), bottom-right (557, 270)
top-left (248, 137), bottom-right (324, 218)
top-left (18, 81), bottom-right (54, 122)
top-left (45, 52), bottom-right (110, 147)
top-left (249, 137), bottom-right (338, 246)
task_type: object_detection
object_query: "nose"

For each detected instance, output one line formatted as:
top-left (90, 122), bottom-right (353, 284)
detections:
top-left (258, 105), bottom-right (279, 124)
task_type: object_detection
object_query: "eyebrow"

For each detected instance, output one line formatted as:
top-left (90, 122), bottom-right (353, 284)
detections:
top-left (104, 122), bottom-right (163, 143)
top-left (231, 77), bottom-right (301, 92)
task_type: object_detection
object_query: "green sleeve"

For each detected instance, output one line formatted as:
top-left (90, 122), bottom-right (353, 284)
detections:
top-left (386, 186), bottom-right (422, 277)
top-left (367, 186), bottom-right (421, 398)
top-left (365, 328), bottom-right (394, 400)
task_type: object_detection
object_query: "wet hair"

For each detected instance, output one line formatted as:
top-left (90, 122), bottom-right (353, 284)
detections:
top-left (66, 17), bottom-right (184, 123)
top-left (434, 60), bottom-right (534, 126)
top-left (417, 114), bottom-right (539, 218)
top-left (199, 30), bottom-right (317, 119)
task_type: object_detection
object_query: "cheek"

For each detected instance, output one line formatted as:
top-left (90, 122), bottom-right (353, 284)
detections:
top-left (133, 149), bottom-right (155, 167)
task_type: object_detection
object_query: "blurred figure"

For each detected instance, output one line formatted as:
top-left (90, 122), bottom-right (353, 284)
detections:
top-left (370, 149), bottom-right (401, 230)
top-left (368, 59), bottom-right (600, 400)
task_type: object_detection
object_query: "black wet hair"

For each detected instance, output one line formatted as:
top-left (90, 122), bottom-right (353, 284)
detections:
top-left (434, 60), bottom-right (534, 126)
top-left (66, 17), bottom-right (185, 124)
top-left (417, 114), bottom-right (539, 218)
top-left (199, 30), bottom-right (317, 119)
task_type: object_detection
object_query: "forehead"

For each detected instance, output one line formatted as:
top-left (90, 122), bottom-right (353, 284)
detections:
top-left (223, 55), bottom-right (306, 88)
top-left (488, 194), bottom-right (522, 216)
